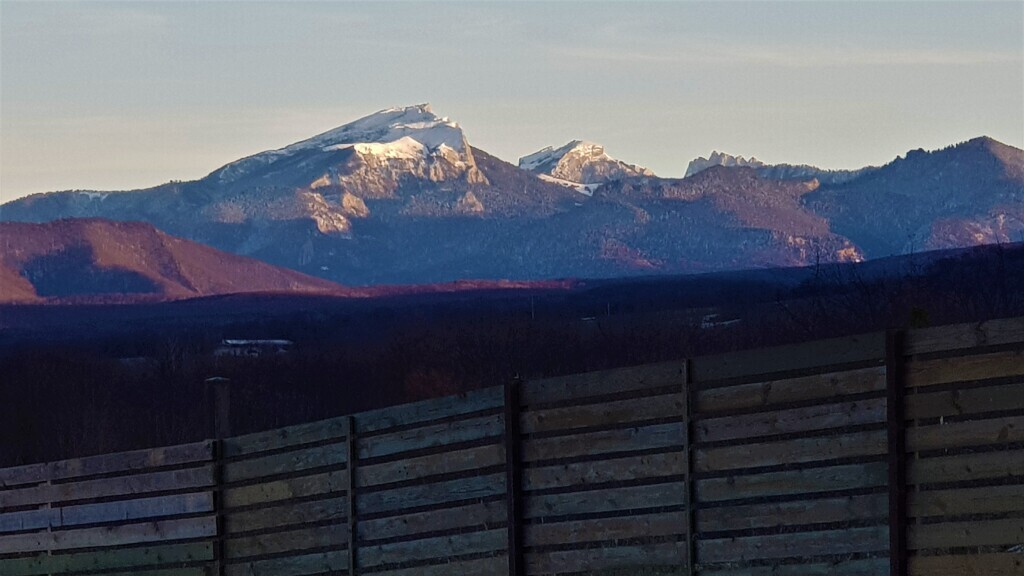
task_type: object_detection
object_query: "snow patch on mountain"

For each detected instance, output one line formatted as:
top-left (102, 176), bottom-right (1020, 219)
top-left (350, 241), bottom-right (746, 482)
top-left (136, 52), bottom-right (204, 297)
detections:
top-left (685, 152), bottom-right (765, 177)
top-left (519, 140), bottom-right (654, 185)
top-left (686, 151), bottom-right (875, 184)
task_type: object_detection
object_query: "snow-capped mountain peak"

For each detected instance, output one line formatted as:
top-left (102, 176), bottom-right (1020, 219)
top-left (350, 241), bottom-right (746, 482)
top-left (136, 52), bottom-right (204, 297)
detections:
top-left (518, 140), bottom-right (654, 188)
top-left (685, 151), bottom-right (765, 177)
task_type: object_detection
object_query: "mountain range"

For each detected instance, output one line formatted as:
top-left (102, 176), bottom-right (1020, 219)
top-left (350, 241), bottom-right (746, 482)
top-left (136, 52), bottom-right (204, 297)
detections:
top-left (2, 103), bottom-right (1022, 287)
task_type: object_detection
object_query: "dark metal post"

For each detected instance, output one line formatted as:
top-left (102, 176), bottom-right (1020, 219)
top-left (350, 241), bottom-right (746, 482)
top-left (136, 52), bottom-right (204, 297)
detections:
top-left (682, 360), bottom-right (696, 575)
top-left (504, 378), bottom-right (524, 576)
top-left (886, 330), bottom-right (907, 576)
top-left (346, 416), bottom-right (358, 576)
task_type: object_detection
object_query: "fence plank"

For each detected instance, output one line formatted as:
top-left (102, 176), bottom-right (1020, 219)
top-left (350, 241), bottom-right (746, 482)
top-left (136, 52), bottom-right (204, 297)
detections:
top-left (223, 550), bottom-right (347, 576)
top-left (521, 362), bottom-right (686, 405)
top-left (904, 317), bottom-right (1024, 355)
top-left (695, 429), bottom-right (887, 473)
top-left (358, 500), bottom-right (506, 542)
top-left (523, 422), bottom-right (683, 463)
top-left (221, 470), bottom-right (347, 509)
top-left (365, 555), bottom-right (508, 576)
top-left (355, 386), bottom-right (503, 433)
top-left (2, 542), bottom-right (213, 576)
top-left (224, 524), bottom-right (348, 560)
top-left (908, 449), bottom-right (1024, 484)
top-left (521, 393), bottom-right (683, 435)
top-left (909, 483), bottom-right (1024, 518)
top-left (47, 441), bottom-right (214, 482)
top-left (906, 381), bottom-right (1024, 420)
top-left (0, 465), bottom-right (215, 508)
top-left (0, 492), bottom-right (213, 533)
top-left (357, 413), bottom-right (504, 460)
top-left (224, 497), bottom-right (346, 534)
top-left (525, 481), bottom-right (685, 519)
top-left (906, 415), bottom-right (1024, 452)
top-left (356, 473), bottom-right (506, 516)
top-left (696, 398), bottom-right (886, 443)
top-left (222, 442), bottom-right (347, 484)
top-left (697, 525), bottom-right (889, 563)
top-left (695, 366), bottom-right (886, 414)
top-left (357, 527), bottom-right (506, 568)
top-left (0, 516), bottom-right (217, 554)
top-left (698, 493), bottom-right (887, 533)
top-left (524, 451), bottom-right (684, 492)
top-left (356, 443), bottom-right (504, 488)
top-left (909, 517), bottom-right (1024, 550)
top-left (523, 510), bottom-right (685, 547)
top-left (906, 349), bottom-right (1024, 388)
top-left (222, 417), bottom-right (348, 458)
top-left (696, 461), bottom-right (888, 502)
top-left (525, 540), bottom-right (688, 574)
top-left (908, 553), bottom-right (1024, 576)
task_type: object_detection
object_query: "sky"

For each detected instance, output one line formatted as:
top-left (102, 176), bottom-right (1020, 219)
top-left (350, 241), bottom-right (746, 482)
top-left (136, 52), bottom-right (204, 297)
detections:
top-left (1, 1), bottom-right (1022, 202)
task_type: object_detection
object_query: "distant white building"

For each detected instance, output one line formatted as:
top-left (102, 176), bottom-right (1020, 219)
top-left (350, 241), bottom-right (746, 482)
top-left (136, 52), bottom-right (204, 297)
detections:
top-left (214, 339), bottom-right (294, 358)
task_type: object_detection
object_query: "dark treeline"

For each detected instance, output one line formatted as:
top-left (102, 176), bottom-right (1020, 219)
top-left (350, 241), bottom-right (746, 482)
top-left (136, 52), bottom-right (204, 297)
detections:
top-left (2, 243), bottom-right (1022, 466)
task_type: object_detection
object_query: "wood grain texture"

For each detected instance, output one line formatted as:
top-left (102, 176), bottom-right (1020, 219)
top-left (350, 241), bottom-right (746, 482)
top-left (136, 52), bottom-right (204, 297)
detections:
top-left (907, 415), bottom-right (1024, 452)
top-left (521, 393), bottom-right (683, 435)
top-left (525, 481), bottom-right (685, 519)
top-left (358, 500), bottom-right (506, 542)
top-left (909, 483), bottom-right (1024, 518)
top-left (222, 442), bottom-right (347, 484)
top-left (0, 516), bottom-right (217, 554)
top-left (521, 362), bottom-right (686, 406)
top-left (908, 553), bottom-right (1024, 576)
top-left (355, 386), bottom-right (504, 433)
top-left (224, 524), bottom-right (348, 560)
top-left (357, 527), bottom-right (506, 568)
top-left (224, 497), bottom-right (346, 534)
top-left (908, 449), bottom-right (1024, 484)
top-left (906, 381), bottom-right (1024, 420)
top-left (357, 413), bottom-right (504, 460)
top-left (523, 422), bottom-right (683, 463)
top-left (697, 525), bottom-right (888, 563)
top-left (525, 540), bottom-right (688, 574)
top-left (524, 452), bottom-right (684, 492)
top-left (224, 550), bottom-right (347, 576)
top-left (696, 461), bottom-right (888, 503)
top-left (906, 349), bottom-right (1024, 388)
top-left (356, 473), bottom-right (506, 516)
top-left (909, 517), bottom-right (1024, 550)
top-left (223, 417), bottom-right (348, 458)
top-left (0, 542), bottom-right (213, 576)
top-left (695, 429), bottom-right (887, 473)
top-left (696, 398), bottom-right (886, 443)
top-left (0, 492), bottom-right (213, 533)
top-left (221, 470), bottom-right (347, 509)
top-left (0, 465), bottom-right (215, 508)
top-left (695, 366), bottom-right (886, 415)
top-left (356, 443), bottom-right (504, 488)
top-left (698, 493), bottom-right (887, 532)
top-left (904, 317), bottom-right (1024, 355)
top-left (523, 510), bottom-right (685, 547)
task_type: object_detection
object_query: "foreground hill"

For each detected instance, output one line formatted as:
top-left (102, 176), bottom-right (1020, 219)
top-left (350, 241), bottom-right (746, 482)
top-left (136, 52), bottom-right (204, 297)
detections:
top-left (2, 104), bottom-right (1021, 284)
top-left (0, 219), bottom-right (348, 303)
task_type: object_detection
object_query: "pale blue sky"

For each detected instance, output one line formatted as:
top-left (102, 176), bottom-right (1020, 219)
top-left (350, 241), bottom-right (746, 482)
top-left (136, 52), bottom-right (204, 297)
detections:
top-left (2, 1), bottom-right (1022, 202)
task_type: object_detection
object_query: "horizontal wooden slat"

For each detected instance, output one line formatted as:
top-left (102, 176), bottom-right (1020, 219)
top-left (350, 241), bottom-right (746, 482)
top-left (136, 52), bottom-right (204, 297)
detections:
top-left (0, 442), bottom-right (213, 487)
top-left (906, 381), bottom-right (1024, 420)
top-left (222, 470), bottom-right (347, 509)
top-left (357, 473), bottom-right (506, 516)
top-left (525, 540), bottom-right (687, 574)
top-left (521, 393), bottom-right (683, 435)
top-left (0, 492), bottom-right (213, 533)
top-left (521, 362), bottom-right (686, 405)
top-left (697, 461), bottom-right (889, 503)
top-left (224, 497), bottom-right (346, 534)
top-left (225, 524), bottom-right (348, 560)
top-left (907, 415), bottom-right (1024, 452)
top-left (224, 550), bottom-right (347, 576)
top-left (357, 413), bottom-right (504, 460)
top-left (524, 452), bottom-right (684, 492)
top-left (910, 517), bottom-right (1024, 549)
top-left (356, 443), bottom-right (504, 488)
top-left (696, 398), bottom-right (886, 443)
top-left (698, 558), bottom-right (888, 576)
top-left (906, 349), bottom-right (1024, 388)
top-left (364, 555), bottom-right (507, 576)
top-left (695, 429), bottom-right (887, 473)
top-left (909, 483), bottom-right (1024, 518)
top-left (908, 449), bottom-right (1024, 484)
top-left (697, 525), bottom-right (888, 563)
top-left (698, 493), bottom-right (887, 533)
top-left (690, 333), bottom-right (885, 383)
top-left (0, 516), bottom-right (217, 554)
top-left (222, 443), bottom-right (347, 484)
top-left (223, 417), bottom-right (348, 458)
top-left (1, 542), bottom-right (213, 576)
top-left (525, 481), bottom-right (685, 519)
top-left (523, 422), bottom-right (683, 463)
top-left (524, 510), bottom-right (685, 547)
top-left (359, 500), bottom-right (506, 541)
top-left (358, 527), bottom-right (506, 568)
top-left (908, 553), bottom-right (1024, 576)
top-left (905, 317), bottom-right (1024, 355)
top-left (695, 366), bottom-right (886, 415)
top-left (355, 386), bottom-right (504, 433)
top-left (0, 465), bottom-right (215, 509)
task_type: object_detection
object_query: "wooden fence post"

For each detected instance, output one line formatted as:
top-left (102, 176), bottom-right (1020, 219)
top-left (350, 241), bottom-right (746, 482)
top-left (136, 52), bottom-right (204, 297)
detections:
top-left (505, 377), bottom-right (525, 576)
top-left (886, 330), bottom-right (907, 576)
top-left (347, 415), bottom-right (358, 576)
top-left (682, 360), bottom-right (696, 576)
top-left (205, 376), bottom-right (230, 576)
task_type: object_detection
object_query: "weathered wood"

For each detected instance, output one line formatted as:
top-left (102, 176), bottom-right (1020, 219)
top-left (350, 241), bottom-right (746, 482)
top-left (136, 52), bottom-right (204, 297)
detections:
top-left (521, 362), bottom-right (686, 406)
top-left (695, 429), bottom-right (888, 473)
top-left (357, 527), bottom-right (506, 568)
top-left (696, 398), bottom-right (886, 443)
top-left (697, 525), bottom-right (889, 563)
top-left (222, 442), bottom-right (347, 484)
top-left (906, 349), bottom-right (1024, 388)
top-left (906, 415), bottom-right (1024, 452)
top-left (525, 540), bottom-right (688, 574)
top-left (886, 328), bottom-right (906, 576)
top-left (695, 366), bottom-right (886, 414)
top-left (365, 555), bottom-right (508, 576)
top-left (0, 465), bottom-right (215, 508)
top-left (909, 483), bottom-right (1024, 518)
top-left (0, 492), bottom-right (213, 533)
top-left (521, 393), bottom-right (684, 435)
top-left (904, 317), bottom-right (1024, 355)
top-left (49, 441), bottom-right (214, 482)
top-left (223, 417), bottom-right (348, 458)
top-left (357, 413), bottom-right (504, 460)
top-left (689, 332), bottom-right (885, 384)
top-left (224, 497), bottom-right (346, 534)
top-left (523, 510), bottom-right (686, 547)
top-left (908, 449), bottom-right (1024, 484)
top-left (908, 553), bottom-right (1024, 576)
top-left (698, 493), bottom-right (887, 532)
top-left (906, 381), bottom-right (1024, 420)
top-left (505, 377), bottom-right (524, 576)
top-left (224, 524), bottom-right (348, 559)
top-left (1, 542), bottom-right (213, 576)
top-left (354, 386), bottom-right (504, 433)
top-left (909, 517), bottom-right (1024, 550)
top-left (0, 462), bottom-right (49, 489)
top-left (696, 461), bottom-right (889, 503)
top-left (345, 415), bottom-right (357, 576)
top-left (223, 549), bottom-right (347, 576)
top-left (358, 500), bottom-right (506, 542)
top-left (0, 515), bottom-right (217, 554)
top-left (698, 558), bottom-right (888, 576)
top-left (356, 473), bottom-right (506, 516)
top-left (356, 443), bottom-right (504, 488)
top-left (221, 470), bottom-right (347, 509)
top-left (524, 449), bottom-right (684, 492)
top-left (522, 422), bottom-right (683, 463)
top-left (524, 481), bottom-right (685, 519)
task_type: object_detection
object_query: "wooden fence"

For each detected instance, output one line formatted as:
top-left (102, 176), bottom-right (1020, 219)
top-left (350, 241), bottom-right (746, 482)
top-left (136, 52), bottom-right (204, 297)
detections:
top-left (2, 317), bottom-right (1023, 575)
